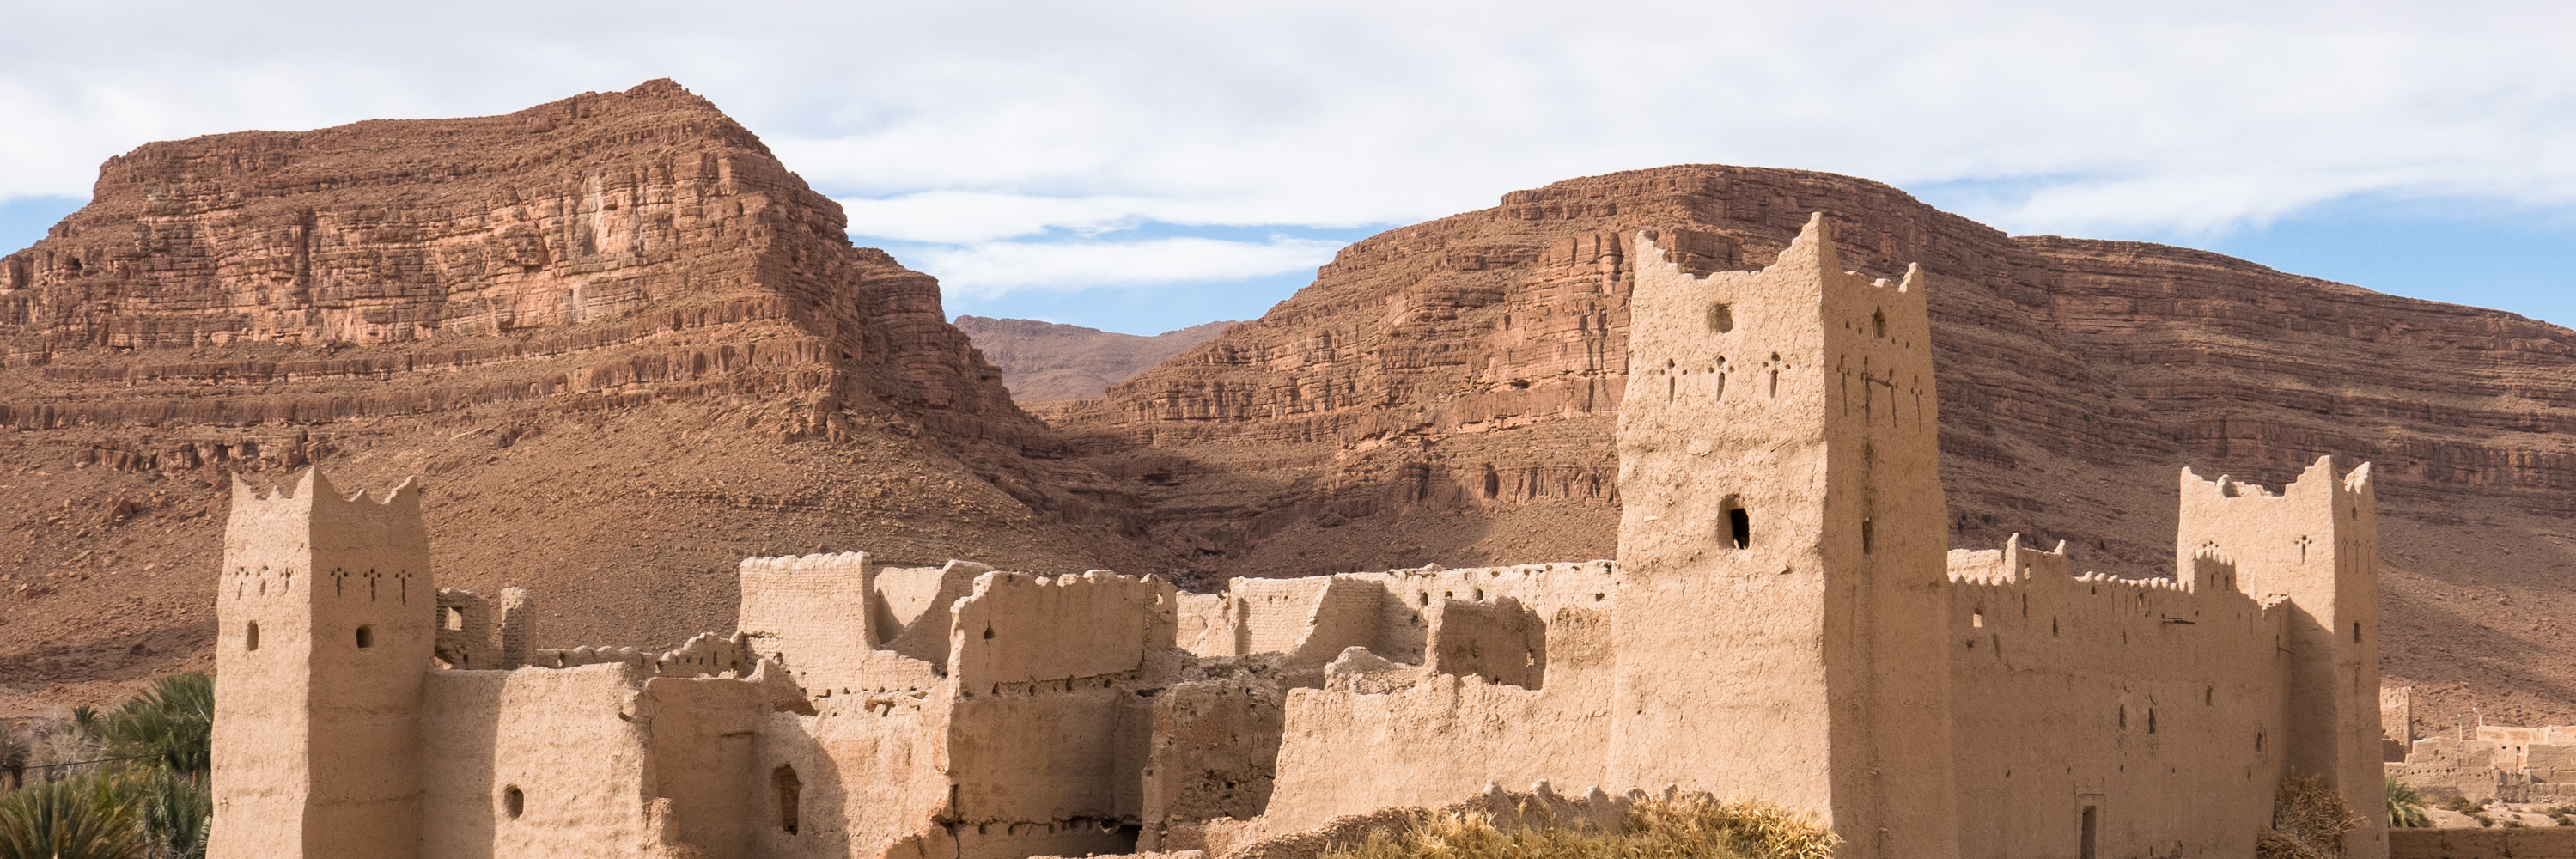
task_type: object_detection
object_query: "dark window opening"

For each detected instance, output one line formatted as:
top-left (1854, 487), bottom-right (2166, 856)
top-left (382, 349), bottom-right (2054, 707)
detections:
top-left (503, 785), bottom-right (524, 819)
top-left (246, 623), bottom-right (260, 652)
top-left (356, 625), bottom-right (375, 649)
top-left (2117, 705), bottom-right (2127, 730)
top-left (2080, 806), bottom-right (2098, 859)
top-left (776, 765), bottom-right (802, 834)
top-left (1860, 518), bottom-right (1874, 555)
top-left (1871, 309), bottom-right (1887, 339)
top-left (1722, 500), bottom-right (1751, 550)
top-left (2354, 622), bottom-right (2362, 643)
top-left (1707, 303), bottom-right (1733, 333)
top-left (2147, 709), bottom-right (2157, 734)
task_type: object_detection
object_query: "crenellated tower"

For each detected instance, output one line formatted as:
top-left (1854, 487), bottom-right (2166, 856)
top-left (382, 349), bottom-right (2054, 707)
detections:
top-left (1610, 215), bottom-right (1959, 859)
top-left (209, 470), bottom-right (432, 859)
top-left (2177, 458), bottom-right (2385, 859)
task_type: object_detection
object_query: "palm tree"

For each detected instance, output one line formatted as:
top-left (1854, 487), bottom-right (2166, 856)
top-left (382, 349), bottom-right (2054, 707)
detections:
top-left (2388, 777), bottom-right (2432, 828)
top-left (0, 729), bottom-right (26, 792)
top-left (138, 770), bottom-right (208, 859)
top-left (0, 775), bottom-right (145, 859)
top-left (97, 673), bottom-right (212, 777)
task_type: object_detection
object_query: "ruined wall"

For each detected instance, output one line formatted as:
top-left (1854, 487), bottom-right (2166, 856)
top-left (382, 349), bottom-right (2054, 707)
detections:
top-left (736, 552), bottom-right (875, 691)
top-left (877, 561), bottom-right (995, 670)
top-left (524, 631), bottom-right (752, 678)
top-left (939, 571), bottom-right (1179, 858)
top-left (2391, 828), bottom-right (2576, 859)
top-left (1345, 562), bottom-right (1616, 665)
top-left (1177, 562), bottom-right (1617, 667)
top-left (1421, 598), bottom-right (1545, 689)
top-left (948, 571), bottom-right (1176, 690)
top-left (2386, 687), bottom-right (2417, 760)
top-left (1256, 600), bottom-right (1617, 836)
top-left (736, 552), bottom-right (958, 697)
top-left (419, 664), bottom-right (650, 859)
top-left (1223, 576), bottom-right (1380, 668)
top-left (1944, 536), bottom-right (2287, 859)
top-left (758, 694), bottom-right (952, 859)
top-left (436, 588), bottom-right (494, 669)
top-left (1140, 668), bottom-right (1287, 849)
top-left (635, 671), bottom-right (787, 859)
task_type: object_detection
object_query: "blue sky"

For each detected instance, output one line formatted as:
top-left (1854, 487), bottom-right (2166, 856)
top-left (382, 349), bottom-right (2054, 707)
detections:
top-left (6, 1), bottom-right (2576, 335)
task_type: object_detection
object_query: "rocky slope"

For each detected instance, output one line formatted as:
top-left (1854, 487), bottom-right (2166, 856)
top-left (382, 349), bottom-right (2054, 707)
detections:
top-left (0, 81), bottom-right (1160, 712)
top-left (1048, 166), bottom-right (2576, 735)
top-left (953, 316), bottom-right (1233, 401)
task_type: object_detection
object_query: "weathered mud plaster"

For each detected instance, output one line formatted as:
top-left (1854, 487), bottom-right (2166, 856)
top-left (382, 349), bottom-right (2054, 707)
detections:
top-left (206, 215), bottom-right (2388, 859)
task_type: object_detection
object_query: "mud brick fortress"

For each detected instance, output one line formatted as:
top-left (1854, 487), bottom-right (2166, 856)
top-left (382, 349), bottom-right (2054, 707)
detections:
top-left (204, 216), bottom-right (2387, 859)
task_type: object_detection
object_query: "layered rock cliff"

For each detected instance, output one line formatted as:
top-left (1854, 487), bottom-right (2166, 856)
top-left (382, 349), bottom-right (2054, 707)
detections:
top-left (0, 81), bottom-right (1157, 704)
top-left (1050, 166), bottom-right (2576, 734)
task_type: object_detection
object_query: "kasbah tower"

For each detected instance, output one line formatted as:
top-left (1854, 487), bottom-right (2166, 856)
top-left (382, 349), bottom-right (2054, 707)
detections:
top-left (1611, 214), bottom-right (2380, 859)
top-left (210, 473), bottom-right (432, 856)
top-left (1614, 214), bottom-right (1960, 859)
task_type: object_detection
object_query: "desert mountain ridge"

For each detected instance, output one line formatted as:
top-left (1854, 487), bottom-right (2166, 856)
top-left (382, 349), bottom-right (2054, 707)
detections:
top-left (951, 315), bottom-right (1233, 401)
top-left (0, 80), bottom-right (2567, 741)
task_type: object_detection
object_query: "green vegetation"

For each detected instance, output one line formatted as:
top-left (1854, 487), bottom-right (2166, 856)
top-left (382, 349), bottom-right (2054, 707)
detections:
top-left (1323, 792), bottom-right (1838, 859)
top-left (0, 777), bottom-right (143, 859)
top-left (2386, 777), bottom-right (2431, 828)
top-left (0, 673), bottom-right (213, 859)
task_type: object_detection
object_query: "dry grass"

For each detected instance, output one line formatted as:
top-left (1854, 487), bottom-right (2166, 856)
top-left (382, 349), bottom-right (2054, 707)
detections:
top-left (1321, 792), bottom-right (1836, 859)
top-left (2259, 776), bottom-right (2360, 859)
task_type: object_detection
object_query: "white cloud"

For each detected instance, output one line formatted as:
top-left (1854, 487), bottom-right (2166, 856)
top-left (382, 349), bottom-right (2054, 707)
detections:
top-left (7, 0), bottom-right (2576, 283)
top-left (904, 236), bottom-right (1344, 299)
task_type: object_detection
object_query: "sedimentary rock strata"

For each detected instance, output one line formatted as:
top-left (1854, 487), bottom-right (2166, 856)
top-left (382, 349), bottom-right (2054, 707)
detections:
top-left (0, 81), bottom-right (1155, 702)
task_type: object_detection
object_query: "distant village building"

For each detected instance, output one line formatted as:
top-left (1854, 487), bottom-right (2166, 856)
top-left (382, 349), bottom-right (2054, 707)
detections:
top-left (204, 216), bottom-right (2388, 859)
top-left (2385, 687), bottom-right (2576, 802)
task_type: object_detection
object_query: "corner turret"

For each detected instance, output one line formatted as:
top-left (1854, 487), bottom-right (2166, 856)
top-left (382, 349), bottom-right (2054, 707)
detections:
top-left (2177, 457), bottom-right (2384, 859)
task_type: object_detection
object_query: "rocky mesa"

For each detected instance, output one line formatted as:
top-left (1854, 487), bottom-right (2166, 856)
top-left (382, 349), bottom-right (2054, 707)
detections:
top-left (0, 80), bottom-right (1160, 707)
